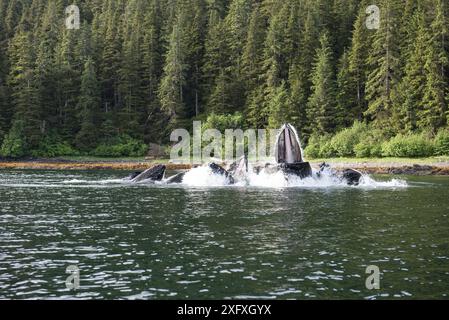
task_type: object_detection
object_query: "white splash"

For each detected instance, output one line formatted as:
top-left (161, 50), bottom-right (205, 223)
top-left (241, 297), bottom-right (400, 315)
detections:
top-left (358, 175), bottom-right (408, 188)
top-left (61, 178), bottom-right (128, 185)
top-left (56, 164), bottom-right (408, 189)
top-left (182, 166), bottom-right (232, 187)
top-left (182, 164), bottom-right (408, 189)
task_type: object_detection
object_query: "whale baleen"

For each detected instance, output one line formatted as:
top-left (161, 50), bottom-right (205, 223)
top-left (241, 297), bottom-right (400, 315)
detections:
top-left (275, 123), bottom-right (304, 164)
top-left (274, 123), bottom-right (313, 179)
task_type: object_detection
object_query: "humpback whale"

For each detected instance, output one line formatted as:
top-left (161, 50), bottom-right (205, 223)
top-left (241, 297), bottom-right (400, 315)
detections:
top-left (165, 172), bottom-right (186, 184)
top-left (275, 123), bottom-right (304, 164)
top-left (228, 155), bottom-right (249, 181)
top-left (273, 124), bottom-right (313, 179)
top-left (318, 162), bottom-right (362, 186)
top-left (208, 163), bottom-right (235, 184)
top-left (341, 169), bottom-right (363, 186)
top-left (123, 124), bottom-right (363, 186)
top-left (131, 164), bottom-right (166, 182)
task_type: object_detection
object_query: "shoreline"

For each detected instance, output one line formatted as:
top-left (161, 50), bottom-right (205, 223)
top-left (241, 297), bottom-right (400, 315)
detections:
top-left (1, 158), bottom-right (449, 175)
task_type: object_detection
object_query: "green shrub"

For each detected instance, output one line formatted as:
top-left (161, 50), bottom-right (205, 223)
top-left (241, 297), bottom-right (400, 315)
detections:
top-left (434, 129), bottom-right (449, 155)
top-left (353, 142), bottom-right (371, 158)
top-left (382, 133), bottom-right (435, 157)
top-left (304, 135), bottom-right (321, 158)
top-left (91, 135), bottom-right (148, 157)
top-left (320, 139), bottom-right (336, 158)
top-left (329, 121), bottom-right (368, 157)
top-left (202, 112), bottom-right (244, 132)
top-left (31, 135), bottom-right (80, 158)
top-left (304, 134), bottom-right (332, 158)
top-left (0, 120), bottom-right (27, 158)
top-left (354, 129), bottom-right (387, 158)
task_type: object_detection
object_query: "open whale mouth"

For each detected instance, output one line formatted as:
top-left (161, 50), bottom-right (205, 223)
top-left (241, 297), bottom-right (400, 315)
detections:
top-left (274, 124), bottom-right (304, 164)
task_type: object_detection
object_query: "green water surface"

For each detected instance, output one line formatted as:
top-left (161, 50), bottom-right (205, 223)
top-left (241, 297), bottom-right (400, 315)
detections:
top-left (0, 169), bottom-right (448, 299)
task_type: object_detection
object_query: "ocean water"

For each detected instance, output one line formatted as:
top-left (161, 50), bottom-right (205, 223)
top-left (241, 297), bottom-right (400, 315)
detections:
top-left (0, 168), bottom-right (448, 299)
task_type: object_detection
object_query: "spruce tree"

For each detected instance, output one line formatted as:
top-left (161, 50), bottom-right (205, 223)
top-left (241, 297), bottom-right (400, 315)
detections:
top-left (158, 22), bottom-right (187, 127)
top-left (420, 0), bottom-right (448, 130)
top-left (307, 31), bottom-right (337, 135)
top-left (141, 0), bottom-right (165, 142)
top-left (289, 7), bottom-right (320, 130)
top-left (336, 51), bottom-right (357, 129)
top-left (119, 0), bottom-right (146, 137)
top-left (400, 10), bottom-right (428, 131)
top-left (268, 82), bottom-right (294, 129)
top-left (75, 58), bottom-right (100, 151)
top-left (348, 0), bottom-right (370, 120)
top-left (7, 31), bottom-right (41, 149)
top-left (365, 0), bottom-right (401, 128)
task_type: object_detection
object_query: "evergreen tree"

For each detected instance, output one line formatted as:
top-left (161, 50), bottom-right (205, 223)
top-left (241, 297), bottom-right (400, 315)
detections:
top-left (268, 82), bottom-right (294, 129)
top-left (289, 6), bottom-right (320, 132)
top-left (348, 0), bottom-right (370, 120)
top-left (400, 10), bottom-right (428, 131)
top-left (420, 0), bottom-right (448, 130)
top-left (242, 3), bottom-right (268, 127)
top-left (202, 19), bottom-right (229, 109)
top-left (35, 0), bottom-right (61, 135)
top-left (141, 0), bottom-right (165, 142)
top-left (336, 51), bottom-right (356, 129)
top-left (242, 3), bottom-right (265, 95)
top-left (75, 58), bottom-right (100, 151)
top-left (158, 22), bottom-right (187, 127)
top-left (365, 0), bottom-right (401, 128)
top-left (0, 2), bottom-right (11, 142)
top-left (307, 31), bottom-right (337, 135)
top-left (7, 31), bottom-right (41, 149)
top-left (119, 0), bottom-right (146, 137)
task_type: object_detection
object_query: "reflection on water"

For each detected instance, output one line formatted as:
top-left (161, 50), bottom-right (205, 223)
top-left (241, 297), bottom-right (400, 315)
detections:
top-left (0, 170), bottom-right (448, 299)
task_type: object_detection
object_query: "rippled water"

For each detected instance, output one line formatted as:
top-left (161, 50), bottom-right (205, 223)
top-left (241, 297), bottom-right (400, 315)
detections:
top-left (0, 169), bottom-right (448, 299)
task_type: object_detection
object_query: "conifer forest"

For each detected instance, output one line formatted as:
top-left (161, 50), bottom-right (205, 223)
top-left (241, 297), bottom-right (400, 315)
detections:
top-left (0, 0), bottom-right (448, 158)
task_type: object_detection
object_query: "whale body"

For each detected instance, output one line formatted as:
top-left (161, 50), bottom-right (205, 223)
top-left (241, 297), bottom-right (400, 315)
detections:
top-left (208, 163), bottom-right (235, 184)
top-left (165, 172), bottom-right (186, 184)
top-left (131, 164), bottom-right (166, 182)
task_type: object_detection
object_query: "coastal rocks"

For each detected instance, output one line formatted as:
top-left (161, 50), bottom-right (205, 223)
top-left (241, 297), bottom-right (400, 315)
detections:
top-left (387, 164), bottom-right (434, 175)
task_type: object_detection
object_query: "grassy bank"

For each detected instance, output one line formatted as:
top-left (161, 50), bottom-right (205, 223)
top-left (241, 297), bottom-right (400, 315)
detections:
top-left (308, 157), bottom-right (449, 175)
top-left (0, 156), bottom-right (449, 175)
top-left (308, 156), bottom-right (449, 165)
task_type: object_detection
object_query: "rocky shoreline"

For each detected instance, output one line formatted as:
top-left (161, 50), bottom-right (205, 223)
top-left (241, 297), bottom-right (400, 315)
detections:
top-left (326, 163), bottom-right (449, 175)
top-left (0, 158), bottom-right (449, 175)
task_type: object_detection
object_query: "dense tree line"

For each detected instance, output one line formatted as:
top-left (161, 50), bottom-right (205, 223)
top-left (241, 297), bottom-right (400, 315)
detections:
top-left (0, 0), bottom-right (448, 157)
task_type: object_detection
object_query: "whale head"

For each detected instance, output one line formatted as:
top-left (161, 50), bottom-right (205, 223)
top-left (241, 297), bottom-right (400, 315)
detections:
top-left (274, 124), bottom-right (304, 164)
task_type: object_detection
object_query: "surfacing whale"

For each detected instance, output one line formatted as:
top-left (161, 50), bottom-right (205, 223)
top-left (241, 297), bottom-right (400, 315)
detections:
top-left (124, 124), bottom-right (363, 186)
top-left (131, 164), bottom-right (166, 183)
top-left (271, 123), bottom-right (313, 179)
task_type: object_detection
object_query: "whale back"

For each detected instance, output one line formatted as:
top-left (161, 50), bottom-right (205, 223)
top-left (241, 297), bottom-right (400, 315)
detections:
top-left (275, 124), bottom-right (303, 164)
